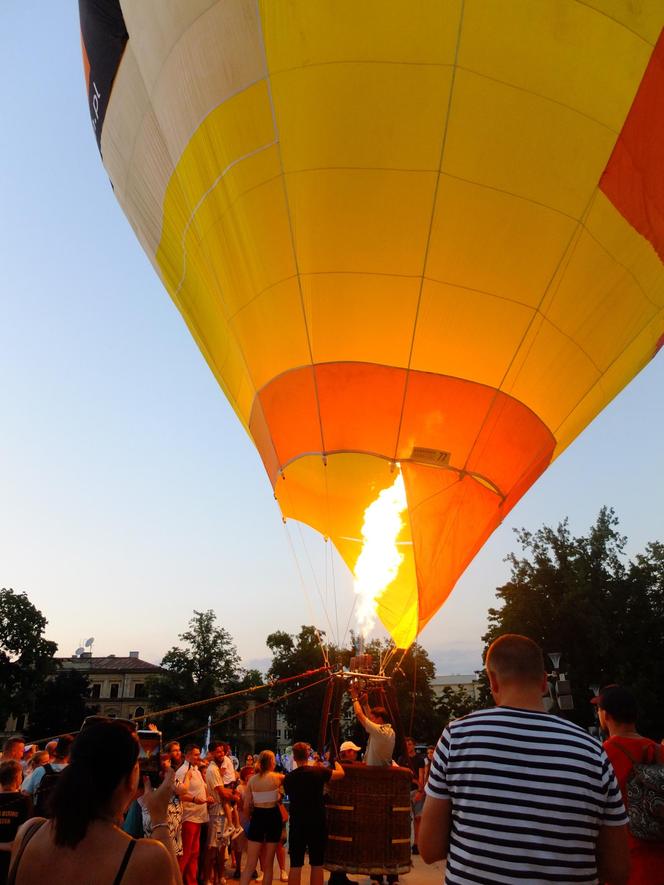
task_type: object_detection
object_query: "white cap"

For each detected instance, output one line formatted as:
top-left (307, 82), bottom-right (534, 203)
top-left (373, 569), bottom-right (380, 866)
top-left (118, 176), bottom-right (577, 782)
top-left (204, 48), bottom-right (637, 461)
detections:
top-left (340, 741), bottom-right (361, 753)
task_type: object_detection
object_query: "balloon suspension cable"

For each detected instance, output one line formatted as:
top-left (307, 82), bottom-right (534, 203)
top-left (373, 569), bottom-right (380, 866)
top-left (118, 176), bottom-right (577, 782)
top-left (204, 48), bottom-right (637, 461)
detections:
top-left (28, 666), bottom-right (333, 747)
top-left (380, 644), bottom-right (400, 677)
top-left (315, 628), bottom-right (331, 670)
top-left (282, 519), bottom-right (319, 629)
top-left (174, 672), bottom-right (335, 743)
top-left (409, 644), bottom-right (417, 736)
top-left (294, 518), bottom-right (337, 644)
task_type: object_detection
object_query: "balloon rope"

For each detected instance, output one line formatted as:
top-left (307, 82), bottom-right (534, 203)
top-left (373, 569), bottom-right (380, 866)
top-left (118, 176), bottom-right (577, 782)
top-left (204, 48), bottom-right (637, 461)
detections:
top-left (282, 519), bottom-right (318, 628)
top-left (294, 520), bottom-right (336, 642)
top-left (27, 666), bottom-right (332, 746)
top-left (330, 542), bottom-right (340, 648)
top-left (409, 646), bottom-right (417, 736)
top-left (173, 672), bottom-right (335, 742)
top-left (281, 520), bottom-right (332, 665)
top-left (340, 594), bottom-right (357, 653)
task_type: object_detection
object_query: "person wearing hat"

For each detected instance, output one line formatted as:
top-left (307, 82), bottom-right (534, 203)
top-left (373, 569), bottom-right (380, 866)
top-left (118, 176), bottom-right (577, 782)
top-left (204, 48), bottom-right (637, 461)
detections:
top-left (338, 741), bottom-right (361, 764)
top-left (594, 685), bottom-right (664, 884)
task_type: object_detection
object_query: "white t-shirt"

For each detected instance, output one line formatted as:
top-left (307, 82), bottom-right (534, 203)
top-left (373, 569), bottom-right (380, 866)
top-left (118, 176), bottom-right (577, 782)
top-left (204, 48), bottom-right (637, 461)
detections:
top-left (176, 762), bottom-right (209, 824)
top-left (206, 760), bottom-right (226, 818)
top-left (363, 718), bottom-right (395, 766)
top-left (221, 755), bottom-right (236, 786)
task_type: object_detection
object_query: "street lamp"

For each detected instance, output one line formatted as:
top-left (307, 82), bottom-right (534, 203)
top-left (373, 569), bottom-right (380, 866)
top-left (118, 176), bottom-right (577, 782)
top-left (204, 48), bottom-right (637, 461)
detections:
top-left (546, 652), bottom-right (574, 713)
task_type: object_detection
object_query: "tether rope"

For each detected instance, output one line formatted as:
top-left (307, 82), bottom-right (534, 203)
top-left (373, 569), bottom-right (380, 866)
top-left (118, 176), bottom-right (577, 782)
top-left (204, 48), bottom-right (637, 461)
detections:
top-left (173, 672), bottom-right (335, 743)
top-left (28, 666), bottom-right (332, 746)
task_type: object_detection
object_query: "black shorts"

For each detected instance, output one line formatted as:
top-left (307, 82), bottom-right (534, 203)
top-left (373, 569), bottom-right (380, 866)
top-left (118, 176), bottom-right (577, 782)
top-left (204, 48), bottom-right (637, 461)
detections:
top-left (288, 818), bottom-right (327, 867)
top-left (247, 806), bottom-right (282, 844)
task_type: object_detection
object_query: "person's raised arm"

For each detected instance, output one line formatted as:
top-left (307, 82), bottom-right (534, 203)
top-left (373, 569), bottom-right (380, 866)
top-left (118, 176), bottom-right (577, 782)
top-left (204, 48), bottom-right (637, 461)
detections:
top-left (349, 686), bottom-right (369, 729)
top-left (141, 770), bottom-right (184, 885)
top-left (596, 824), bottom-right (629, 885)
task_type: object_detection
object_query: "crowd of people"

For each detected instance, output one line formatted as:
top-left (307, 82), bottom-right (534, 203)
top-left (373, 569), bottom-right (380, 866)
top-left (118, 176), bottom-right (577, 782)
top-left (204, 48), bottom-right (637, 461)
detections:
top-left (0, 632), bottom-right (662, 884)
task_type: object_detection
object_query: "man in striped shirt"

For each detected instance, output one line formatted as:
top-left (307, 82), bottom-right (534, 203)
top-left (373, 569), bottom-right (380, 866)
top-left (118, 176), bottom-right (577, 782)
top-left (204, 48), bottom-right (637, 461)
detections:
top-left (419, 634), bottom-right (629, 884)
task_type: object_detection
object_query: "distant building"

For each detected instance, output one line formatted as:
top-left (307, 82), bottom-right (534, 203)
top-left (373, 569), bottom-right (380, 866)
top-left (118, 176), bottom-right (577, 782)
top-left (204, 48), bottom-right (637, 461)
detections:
top-left (431, 674), bottom-right (481, 700)
top-left (2, 650), bottom-right (164, 739)
top-left (58, 651), bottom-right (164, 720)
top-left (4, 651), bottom-right (279, 750)
top-left (276, 711), bottom-right (291, 753)
top-left (233, 699), bottom-right (277, 756)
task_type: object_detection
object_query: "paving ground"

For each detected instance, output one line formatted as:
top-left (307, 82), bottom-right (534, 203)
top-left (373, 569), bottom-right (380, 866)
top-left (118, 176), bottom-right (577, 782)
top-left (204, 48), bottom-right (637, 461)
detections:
top-left (260, 855), bottom-right (445, 884)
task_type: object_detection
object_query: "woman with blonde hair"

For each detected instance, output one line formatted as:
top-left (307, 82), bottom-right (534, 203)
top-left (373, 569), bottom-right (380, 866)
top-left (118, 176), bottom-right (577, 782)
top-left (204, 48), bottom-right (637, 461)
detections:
top-left (240, 751), bottom-right (284, 885)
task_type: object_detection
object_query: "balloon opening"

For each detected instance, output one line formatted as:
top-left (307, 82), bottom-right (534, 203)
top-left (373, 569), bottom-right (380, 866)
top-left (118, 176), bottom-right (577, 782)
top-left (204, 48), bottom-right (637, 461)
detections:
top-left (353, 467), bottom-right (407, 639)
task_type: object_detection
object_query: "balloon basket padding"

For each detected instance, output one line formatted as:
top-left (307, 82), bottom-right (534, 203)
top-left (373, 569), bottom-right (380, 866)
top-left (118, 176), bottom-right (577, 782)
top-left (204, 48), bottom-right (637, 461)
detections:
top-left (324, 764), bottom-right (412, 875)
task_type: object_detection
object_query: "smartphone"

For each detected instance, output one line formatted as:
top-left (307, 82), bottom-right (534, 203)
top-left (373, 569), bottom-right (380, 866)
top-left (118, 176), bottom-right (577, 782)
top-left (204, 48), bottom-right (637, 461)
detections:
top-left (137, 728), bottom-right (163, 788)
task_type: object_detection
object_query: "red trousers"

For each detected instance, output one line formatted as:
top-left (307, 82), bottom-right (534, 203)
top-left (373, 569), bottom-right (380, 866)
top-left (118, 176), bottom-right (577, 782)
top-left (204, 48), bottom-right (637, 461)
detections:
top-left (178, 820), bottom-right (202, 885)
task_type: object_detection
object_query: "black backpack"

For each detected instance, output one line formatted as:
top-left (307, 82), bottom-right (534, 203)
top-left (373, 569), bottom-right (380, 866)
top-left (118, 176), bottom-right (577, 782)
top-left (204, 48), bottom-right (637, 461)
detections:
top-left (614, 742), bottom-right (664, 842)
top-left (33, 764), bottom-right (63, 818)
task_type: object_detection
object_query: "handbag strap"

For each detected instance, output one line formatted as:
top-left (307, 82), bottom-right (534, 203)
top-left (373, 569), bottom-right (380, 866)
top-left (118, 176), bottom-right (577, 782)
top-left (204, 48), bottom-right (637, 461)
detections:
top-left (7, 818), bottom-right (46, 885)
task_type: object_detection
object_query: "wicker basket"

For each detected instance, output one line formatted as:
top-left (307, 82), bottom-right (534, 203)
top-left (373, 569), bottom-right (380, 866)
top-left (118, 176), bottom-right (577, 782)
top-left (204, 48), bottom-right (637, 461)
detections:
top-left (325, 764), bottom-right (412, 875)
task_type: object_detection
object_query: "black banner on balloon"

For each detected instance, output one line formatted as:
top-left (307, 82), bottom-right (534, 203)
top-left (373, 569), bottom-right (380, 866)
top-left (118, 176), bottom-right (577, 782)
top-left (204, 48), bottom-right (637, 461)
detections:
top-left (79, 0), bottom-right (128, 152)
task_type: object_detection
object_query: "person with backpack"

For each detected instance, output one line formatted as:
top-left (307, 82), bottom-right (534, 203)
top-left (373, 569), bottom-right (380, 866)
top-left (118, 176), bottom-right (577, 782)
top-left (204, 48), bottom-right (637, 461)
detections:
top-left (595, 684), bottom-right (664, 884)
top-left (20, 736), bottom-right (74, 818)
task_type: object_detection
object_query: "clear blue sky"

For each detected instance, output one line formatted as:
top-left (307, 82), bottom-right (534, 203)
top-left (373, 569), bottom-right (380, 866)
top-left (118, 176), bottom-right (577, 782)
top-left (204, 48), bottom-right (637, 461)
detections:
top-left (1, 3), bottom-right (662, 677)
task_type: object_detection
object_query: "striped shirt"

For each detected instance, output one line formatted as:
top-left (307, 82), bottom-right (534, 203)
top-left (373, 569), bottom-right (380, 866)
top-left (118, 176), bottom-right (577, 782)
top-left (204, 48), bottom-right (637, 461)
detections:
top-left (425, 706), bottom-right (627, 884)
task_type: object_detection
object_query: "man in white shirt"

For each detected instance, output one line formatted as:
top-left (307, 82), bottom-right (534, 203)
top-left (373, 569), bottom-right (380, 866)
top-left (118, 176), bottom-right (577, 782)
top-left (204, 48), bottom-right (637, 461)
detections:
top-left (176, 743), bottom-right (210, 885)
top-left (349, 688), bottom-right (395, 767)
top-left (203, 741), bottom-right (235, 885)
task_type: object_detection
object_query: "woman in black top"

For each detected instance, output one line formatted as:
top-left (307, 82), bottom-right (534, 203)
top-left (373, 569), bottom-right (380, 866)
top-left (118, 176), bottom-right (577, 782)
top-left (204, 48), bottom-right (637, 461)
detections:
top-left (8, 721), bottom-right (182, 884)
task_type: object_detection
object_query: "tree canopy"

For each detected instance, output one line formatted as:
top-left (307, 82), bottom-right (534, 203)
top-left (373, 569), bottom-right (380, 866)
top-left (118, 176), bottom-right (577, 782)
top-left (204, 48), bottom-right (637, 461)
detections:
top-left (0, 588), bottom-right (57, 727)
top-left (147, 609), bottom-right (243, 738)
top-left (266, 625), bottom-right (342, 744)
top-left (265, 626), bottom-right (443, 746)
top-left (27, 670), bottom-right (98, 740)
top-left (483, 508), bottom-right (664, 738)
top-left (361, 637), bottom-right (440, 743)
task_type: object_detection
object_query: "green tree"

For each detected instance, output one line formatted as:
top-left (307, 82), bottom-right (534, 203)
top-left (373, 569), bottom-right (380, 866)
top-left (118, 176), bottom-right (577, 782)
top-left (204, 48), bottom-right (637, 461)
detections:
top-left (434, 685), bottom-right (478, 726)
top-left (266, 626), bottom-right (347, 745)
top-left (147, 609), bottom-right (242, 739)
top-left (0, 588), bottom-right (57, 727)
top-left (482, 509), bottom-right (664, 738)
top-left (362, 638), bottom-right (440, 743)
top-left (27, 670), bottom-right (98, 739)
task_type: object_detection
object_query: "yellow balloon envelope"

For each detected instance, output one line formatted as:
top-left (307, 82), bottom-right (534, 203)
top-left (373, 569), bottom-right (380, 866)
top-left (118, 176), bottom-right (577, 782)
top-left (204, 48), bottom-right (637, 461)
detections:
top-left (80, 1), bottom-right (664, 647)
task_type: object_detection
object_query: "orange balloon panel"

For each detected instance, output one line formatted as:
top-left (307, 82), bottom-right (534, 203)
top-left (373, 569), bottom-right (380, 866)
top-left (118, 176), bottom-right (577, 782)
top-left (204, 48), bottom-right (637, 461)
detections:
top-left (81, 0), bottom-right (664, 646)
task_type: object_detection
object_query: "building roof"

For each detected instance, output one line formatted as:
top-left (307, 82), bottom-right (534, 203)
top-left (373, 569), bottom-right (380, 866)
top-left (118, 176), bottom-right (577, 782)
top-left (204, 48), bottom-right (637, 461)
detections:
top-left (58, 655), bottom-right (164, 673)
top-left (432, 674), bottom-right (477, 686)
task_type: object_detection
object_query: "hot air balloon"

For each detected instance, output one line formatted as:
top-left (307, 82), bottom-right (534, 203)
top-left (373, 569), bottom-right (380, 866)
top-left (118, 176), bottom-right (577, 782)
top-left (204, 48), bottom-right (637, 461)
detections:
top-left (79, 0), bottom-right (664, 648)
